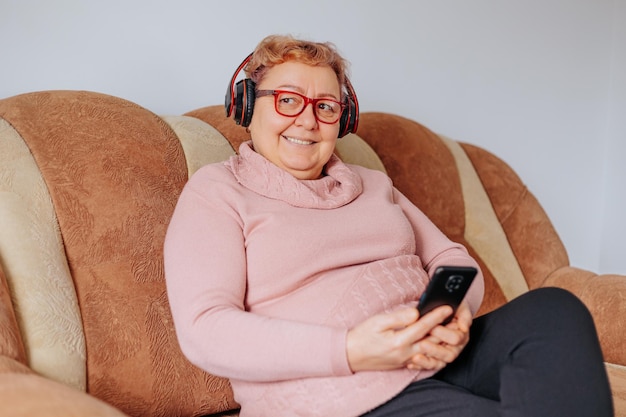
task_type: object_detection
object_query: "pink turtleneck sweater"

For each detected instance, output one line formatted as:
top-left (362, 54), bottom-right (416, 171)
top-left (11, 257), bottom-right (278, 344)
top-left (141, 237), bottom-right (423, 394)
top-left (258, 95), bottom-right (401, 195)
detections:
top-left (164, 141), bottom-right (484, 417)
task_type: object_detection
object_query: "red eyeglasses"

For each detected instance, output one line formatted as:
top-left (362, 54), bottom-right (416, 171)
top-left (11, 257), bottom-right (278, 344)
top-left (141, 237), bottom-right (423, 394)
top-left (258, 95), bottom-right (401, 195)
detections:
top-left (256, 90), bottom-right (345, 124)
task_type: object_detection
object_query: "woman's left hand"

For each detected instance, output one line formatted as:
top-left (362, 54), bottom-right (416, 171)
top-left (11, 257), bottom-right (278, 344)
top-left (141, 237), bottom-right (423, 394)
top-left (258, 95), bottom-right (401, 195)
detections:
top-left (406, 300), bottom-right (472, 371)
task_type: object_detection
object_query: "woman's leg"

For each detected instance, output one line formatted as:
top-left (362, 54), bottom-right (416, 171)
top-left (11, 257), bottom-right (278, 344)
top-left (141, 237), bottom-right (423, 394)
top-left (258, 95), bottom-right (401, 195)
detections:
top-left (362, 287), bottom-right (613, 417)
top-left (361, 378), bottom-right (499, 417)
top-left (435, 287), bottom-right (613, 417)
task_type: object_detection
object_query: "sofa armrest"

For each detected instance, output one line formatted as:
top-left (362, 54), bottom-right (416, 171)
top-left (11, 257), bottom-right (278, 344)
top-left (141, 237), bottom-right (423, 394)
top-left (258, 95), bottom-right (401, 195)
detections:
top-left (0, 370), bottom-right (129, 417)
top-left (542, 266), bottom-right (626, 365)
top-left (0, 356), bottom-right (32, 375)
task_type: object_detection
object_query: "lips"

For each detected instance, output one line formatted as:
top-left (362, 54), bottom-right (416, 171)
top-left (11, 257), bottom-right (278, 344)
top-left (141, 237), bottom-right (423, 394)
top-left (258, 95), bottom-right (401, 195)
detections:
top-left (283, 135), bottom-right (314, 145)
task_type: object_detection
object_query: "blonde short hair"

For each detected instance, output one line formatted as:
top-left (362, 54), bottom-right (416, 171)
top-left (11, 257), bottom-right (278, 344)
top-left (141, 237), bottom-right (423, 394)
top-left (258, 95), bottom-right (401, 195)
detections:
top-left (245, 34), bottom-right (350, 98)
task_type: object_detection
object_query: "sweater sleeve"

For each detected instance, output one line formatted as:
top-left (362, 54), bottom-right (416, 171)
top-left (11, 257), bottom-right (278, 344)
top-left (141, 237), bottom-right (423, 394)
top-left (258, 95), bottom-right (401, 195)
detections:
top-left (393, 188), bottom-right (485, 316)
top-left (164, 168), bottom-right (352, 382)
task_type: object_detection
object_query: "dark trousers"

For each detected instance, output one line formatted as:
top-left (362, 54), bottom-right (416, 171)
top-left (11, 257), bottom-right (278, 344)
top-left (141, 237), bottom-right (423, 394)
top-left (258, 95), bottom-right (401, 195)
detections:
top-left (362, 287), bottom-right (614, 417)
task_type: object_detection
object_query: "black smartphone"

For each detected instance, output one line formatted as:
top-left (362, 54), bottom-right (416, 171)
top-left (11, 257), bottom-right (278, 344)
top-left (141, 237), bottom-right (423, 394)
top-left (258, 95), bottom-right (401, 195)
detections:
top-left (417, 266), bottom-right (477, 325)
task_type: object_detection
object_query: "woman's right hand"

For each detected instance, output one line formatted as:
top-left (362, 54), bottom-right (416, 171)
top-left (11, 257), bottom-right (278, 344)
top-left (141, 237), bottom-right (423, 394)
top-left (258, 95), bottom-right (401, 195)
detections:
top-left (346, 305), bottom-right (453, 373)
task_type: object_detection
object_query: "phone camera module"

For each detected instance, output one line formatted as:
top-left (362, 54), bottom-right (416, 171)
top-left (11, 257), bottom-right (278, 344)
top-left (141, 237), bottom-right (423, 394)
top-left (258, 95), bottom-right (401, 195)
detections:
top-left (445, 275), bottom-right (464, 292)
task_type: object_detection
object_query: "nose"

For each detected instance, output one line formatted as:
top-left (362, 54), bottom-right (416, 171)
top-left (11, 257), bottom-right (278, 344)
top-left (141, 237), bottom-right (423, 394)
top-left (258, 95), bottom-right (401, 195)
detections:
top-left (294, 102), bottom-right (318, 130)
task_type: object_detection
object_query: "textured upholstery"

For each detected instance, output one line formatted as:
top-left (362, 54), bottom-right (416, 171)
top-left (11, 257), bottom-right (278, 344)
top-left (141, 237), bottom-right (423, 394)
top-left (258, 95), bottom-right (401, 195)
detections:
top-left (0, 91), bottom-right (624, 416)
top-left (0, 116), bottom-right (86, 389)
top-left (0, 92), bottom-right (236, 416)
top-left (0, 259), bottom-right (27, 369)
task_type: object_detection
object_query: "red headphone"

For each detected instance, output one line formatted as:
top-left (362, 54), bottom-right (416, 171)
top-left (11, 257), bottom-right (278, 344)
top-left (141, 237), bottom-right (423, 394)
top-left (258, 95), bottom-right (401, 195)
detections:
top-left (225, 53), bottom-right (359, 138)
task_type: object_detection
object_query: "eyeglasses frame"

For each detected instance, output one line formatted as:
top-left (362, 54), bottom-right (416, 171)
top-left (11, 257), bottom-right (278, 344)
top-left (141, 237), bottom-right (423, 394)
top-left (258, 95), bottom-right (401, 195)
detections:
top-left (255, 89), bottom-right (346, 125)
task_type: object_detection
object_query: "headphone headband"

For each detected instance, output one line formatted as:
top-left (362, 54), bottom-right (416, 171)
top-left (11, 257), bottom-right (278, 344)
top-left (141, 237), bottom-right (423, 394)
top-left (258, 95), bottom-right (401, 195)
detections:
top-left (224, 53), bottom-right (359, 138)
top-left (225, 53), bottom-right (253, 119)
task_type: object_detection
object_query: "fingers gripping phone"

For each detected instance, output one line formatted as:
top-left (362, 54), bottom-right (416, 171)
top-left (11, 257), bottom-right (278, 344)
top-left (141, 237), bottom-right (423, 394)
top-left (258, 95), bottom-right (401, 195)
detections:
top-left (417, 266), bottom-right (477, 325)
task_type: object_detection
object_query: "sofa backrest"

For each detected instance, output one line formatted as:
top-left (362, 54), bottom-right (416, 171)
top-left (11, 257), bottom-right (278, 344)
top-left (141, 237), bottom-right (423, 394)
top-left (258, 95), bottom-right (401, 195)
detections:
top-left (0, 90), bottom-right (570, 417)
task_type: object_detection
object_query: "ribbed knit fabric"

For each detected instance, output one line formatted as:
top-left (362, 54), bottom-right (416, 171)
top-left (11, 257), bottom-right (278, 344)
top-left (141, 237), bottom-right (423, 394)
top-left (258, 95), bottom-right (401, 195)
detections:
top-left (164, 141), bottom-right (484, 417)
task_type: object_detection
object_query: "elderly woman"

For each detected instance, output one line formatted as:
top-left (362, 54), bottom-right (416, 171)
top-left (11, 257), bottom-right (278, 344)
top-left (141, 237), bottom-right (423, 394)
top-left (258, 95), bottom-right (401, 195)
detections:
top-left (164, 34), bottom-right (612, 417)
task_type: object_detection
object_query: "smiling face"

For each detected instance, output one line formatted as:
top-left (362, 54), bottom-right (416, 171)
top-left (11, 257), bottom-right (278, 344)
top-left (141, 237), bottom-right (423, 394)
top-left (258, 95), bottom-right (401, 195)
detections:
top-left (247, 61), bottom-right (342, 180)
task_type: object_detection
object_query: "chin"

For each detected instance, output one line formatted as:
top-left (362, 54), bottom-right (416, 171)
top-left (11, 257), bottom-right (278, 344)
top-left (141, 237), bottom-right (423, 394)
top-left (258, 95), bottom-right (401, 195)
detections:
top-left (285, 167), bottom-right (322, 180)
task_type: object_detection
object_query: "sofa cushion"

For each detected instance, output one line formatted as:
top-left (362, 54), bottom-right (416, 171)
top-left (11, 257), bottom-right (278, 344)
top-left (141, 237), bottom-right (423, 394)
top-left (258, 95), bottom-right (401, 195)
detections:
top-left (0, 91), bottom-right (237, 416)
top-left (461, 143), bottom-right (569, 290)
top-left (0, 117), bottom-right (86, 389)
top-left (0, 261), bottom-right (27, 367)
top-left (161, 115), bottom-right (236, 176)
top-left (0, 372), bottom-right (129, 417)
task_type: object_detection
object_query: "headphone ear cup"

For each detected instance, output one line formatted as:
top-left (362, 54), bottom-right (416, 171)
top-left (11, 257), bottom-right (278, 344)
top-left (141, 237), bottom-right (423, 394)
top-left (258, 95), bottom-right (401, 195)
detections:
top-left (225, 83), bottom-right (234, 118)
top-left (338, 97), bottom-right (358, 138)
top-left (233, 79), bottom-right (256, 127)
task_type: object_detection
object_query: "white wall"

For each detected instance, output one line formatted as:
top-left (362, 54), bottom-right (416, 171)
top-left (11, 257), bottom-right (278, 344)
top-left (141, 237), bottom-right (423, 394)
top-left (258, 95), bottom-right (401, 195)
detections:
top-left (600, 0), bottom-right (626, 274)
top-left (2, 0), bottom-right (624, 274)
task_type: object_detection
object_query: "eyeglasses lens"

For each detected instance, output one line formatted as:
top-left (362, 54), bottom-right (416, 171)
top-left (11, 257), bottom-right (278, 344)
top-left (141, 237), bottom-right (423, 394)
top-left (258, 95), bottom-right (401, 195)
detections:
top-left (275, 92), bottom-right (342, 124)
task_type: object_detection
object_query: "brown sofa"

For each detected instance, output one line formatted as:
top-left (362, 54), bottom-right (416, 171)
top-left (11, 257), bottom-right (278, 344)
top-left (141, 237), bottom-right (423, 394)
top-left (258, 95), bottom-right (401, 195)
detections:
top-left (0, 90), bottom-right (624, 416)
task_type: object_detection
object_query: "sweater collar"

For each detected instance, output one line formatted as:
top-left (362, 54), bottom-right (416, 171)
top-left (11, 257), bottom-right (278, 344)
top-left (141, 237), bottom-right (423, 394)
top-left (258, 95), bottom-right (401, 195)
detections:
top-left (225, 141), bottom-right (363, 209)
